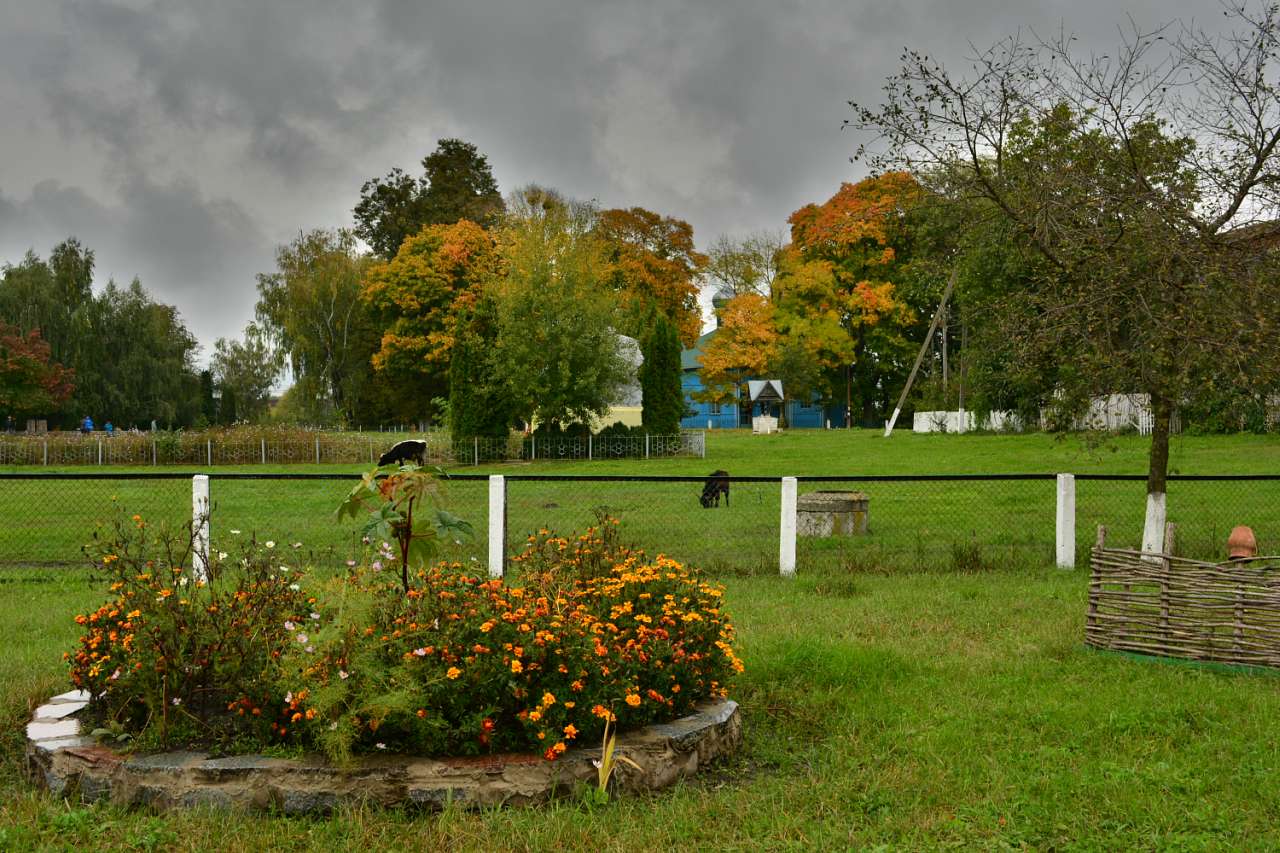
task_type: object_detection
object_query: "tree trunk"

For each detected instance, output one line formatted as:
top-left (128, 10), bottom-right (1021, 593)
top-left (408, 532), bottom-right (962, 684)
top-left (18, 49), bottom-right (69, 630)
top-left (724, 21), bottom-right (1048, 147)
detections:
top-left (1141, 394), bottom-right (1172, 556)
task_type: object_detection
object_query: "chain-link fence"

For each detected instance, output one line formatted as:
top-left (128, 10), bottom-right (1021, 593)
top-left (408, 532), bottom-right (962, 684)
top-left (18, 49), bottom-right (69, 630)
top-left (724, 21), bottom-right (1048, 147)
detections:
top-left (0, 431), bottom-right (705, 467)
top-left (1, 473), bottom-right (1276, 573)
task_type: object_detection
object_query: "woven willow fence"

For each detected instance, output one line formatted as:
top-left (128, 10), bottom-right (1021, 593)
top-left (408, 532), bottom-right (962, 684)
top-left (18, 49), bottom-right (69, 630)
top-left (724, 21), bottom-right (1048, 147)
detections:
top-left (1086, 526), bottom-right (1280, 668)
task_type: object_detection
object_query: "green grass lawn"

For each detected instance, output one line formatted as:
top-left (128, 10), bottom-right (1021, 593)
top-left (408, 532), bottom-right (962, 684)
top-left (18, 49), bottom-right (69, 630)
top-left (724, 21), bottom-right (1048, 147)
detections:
top-left (3, 429), bottom-right (1278, 570)
top-left (4, 430), bottom-right (1280, 849)
top-left (8, 562), bottom-right (1280, 849)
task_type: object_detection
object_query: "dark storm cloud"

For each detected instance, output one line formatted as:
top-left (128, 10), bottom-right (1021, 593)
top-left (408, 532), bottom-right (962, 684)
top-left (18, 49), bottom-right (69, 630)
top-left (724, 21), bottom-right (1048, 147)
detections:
top-left (0, 0), bottom-right (1233, 355)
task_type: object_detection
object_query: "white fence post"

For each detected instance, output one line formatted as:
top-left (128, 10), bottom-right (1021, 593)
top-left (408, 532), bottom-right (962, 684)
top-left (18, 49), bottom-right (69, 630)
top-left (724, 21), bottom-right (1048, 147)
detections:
top-left (192, 475), bottom-right (210, 582)
top-left (488, 474), bottom-right (506, 579)
top-left (780, 476), bottom-right (797, 577)
top-left (474, 436), bottom-right (479, 466)
top-left (152, 439), bottom-right (157, 466)
top-left (315, 435), bottom-right (321, 465)
top-left (701, 431), bottom-right (706, 459)
top-left (588, 433), bottom-right (592, 460)
top-left (43, 439), bottom-right (48, 466)
top-left (260, 438), bottom-right (266, 465)
top-left (207, 439), bottom-right (212, 467)
top-left (97, 440), bottom-right (102, 465)
top-left (645, 434), bottom-right (650, 459)
top-left (1056, 473), bottom-right (1076, 569)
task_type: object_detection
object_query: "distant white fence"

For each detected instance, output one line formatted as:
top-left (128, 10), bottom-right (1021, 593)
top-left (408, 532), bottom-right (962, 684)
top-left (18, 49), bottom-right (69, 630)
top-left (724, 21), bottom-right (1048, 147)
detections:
top-left (912, 411), bottom-right (1023, 434)
top-left (913, 395), bottom-right (1184, 436)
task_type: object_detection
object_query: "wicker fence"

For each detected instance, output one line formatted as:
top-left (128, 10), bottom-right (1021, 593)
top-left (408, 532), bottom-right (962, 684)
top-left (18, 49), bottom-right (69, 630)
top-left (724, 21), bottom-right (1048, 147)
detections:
top-left (1086, 526), bottom-right (1280, 668)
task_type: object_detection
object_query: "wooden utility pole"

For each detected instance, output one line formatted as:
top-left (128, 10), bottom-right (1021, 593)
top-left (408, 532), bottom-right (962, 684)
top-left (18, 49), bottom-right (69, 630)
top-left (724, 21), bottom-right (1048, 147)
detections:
top-left (884, 269), bottom-right (957, 437)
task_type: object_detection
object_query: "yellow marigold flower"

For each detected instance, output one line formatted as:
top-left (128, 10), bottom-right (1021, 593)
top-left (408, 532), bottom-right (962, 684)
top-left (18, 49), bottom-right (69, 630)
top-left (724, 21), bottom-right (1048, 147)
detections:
top-left (510, 659), bottom-right (523, 674)
top-left (625, 693), bottom-right (641, 707)
top-left (563, 724), bottom-right (578, 739)
top-left (446, 667), bottom-right (462, 680)
top-left (541, 692), bottom-right (555, 707)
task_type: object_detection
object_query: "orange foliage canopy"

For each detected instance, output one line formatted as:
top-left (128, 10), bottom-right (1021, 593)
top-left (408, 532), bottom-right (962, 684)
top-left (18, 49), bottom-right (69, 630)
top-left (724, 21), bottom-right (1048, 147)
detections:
top-left (596, 207), bottom-right (707, 346)
top-left (360, 220), bottom-right (501, 396)
top-left (696, 294), bottom-right (777, 402)
top-left (787, 170), bottom-right (922, 256)
top-left (774, 172), bottom-right (920, 378)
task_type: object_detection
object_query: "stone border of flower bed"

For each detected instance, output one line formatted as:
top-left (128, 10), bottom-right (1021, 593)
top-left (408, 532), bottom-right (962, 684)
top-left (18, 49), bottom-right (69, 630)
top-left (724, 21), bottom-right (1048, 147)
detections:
top-left (26, 691), bottom-right (741, 813)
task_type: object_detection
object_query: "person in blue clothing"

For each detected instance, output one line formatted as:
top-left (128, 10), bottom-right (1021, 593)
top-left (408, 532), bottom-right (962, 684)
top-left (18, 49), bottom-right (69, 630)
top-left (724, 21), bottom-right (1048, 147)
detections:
top-left (81, 415), bottom-right (93, 434)
top-left (104, 421), bottom-right (114, 436)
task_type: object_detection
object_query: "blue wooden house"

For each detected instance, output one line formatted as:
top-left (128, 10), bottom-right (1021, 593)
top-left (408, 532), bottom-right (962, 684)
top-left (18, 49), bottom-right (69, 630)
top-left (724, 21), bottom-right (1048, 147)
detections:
top-left (679, 331), bottom-right (847, 429)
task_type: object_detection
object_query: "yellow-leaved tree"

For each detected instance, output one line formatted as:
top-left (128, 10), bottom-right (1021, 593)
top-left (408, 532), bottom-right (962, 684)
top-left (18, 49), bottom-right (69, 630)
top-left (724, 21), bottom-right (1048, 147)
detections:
top-left (696, 293), bottom-right (778, 405)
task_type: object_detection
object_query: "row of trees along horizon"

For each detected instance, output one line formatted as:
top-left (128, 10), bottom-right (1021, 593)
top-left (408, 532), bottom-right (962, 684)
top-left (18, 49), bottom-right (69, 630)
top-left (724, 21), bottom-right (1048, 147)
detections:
top-left (5, 6), bottom-right (1280, 500)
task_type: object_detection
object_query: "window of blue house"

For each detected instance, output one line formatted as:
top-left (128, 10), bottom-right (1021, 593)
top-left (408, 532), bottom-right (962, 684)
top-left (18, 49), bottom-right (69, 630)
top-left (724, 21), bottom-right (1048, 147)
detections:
top-left (709, 402), bottom-right (722, 416)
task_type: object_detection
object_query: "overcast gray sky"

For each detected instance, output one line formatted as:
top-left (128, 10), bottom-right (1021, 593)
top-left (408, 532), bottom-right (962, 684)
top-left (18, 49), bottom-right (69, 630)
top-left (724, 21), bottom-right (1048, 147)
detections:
top-left (0, 0), bottom-right (1227, 360)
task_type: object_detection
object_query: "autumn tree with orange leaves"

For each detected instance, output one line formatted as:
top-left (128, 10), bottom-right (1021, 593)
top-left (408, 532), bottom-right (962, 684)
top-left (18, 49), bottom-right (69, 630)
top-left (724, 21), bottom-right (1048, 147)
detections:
top-left (696, 293), bottom-right (778, 405)
top-left (361, 219), bottom-right (502, 416)
top-left (775, 171), bottom-right (925, 424)
top-left (597, 207), bottom-right (707, 346)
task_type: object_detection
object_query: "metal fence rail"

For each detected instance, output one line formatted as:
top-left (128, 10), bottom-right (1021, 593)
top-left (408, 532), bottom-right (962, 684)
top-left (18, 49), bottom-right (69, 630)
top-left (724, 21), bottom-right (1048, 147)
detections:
top-left (0, 431), bottom-right (706, 467)
top-left (3, 472), bottom-right (1276, 574)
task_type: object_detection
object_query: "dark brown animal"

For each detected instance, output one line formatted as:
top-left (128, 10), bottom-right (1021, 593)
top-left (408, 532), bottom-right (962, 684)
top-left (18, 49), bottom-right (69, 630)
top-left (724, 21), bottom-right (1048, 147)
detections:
top-left (700, 470), bottom-right (730, 508)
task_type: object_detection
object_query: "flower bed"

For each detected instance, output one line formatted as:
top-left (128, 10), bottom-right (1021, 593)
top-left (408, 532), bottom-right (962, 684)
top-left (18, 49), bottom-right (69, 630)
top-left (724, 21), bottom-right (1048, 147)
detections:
top-left (60, 482), bottom-right (741, 789)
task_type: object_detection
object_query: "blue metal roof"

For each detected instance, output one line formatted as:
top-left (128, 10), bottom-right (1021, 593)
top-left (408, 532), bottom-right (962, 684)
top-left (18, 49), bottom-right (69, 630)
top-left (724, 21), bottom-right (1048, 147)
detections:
top-left (680, 330), bottom-right (717, 371)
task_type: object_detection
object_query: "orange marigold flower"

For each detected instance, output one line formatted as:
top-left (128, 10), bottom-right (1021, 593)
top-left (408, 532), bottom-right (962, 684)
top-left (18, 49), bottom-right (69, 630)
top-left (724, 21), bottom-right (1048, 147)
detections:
top-left (510, 659), bottom-right (523, 674)
top-left (446, 667), bottom-right (462, 680)
top-left (563, 724), bottom-right (578, 740)
top-left (625, 693), bottom-right (641, 707)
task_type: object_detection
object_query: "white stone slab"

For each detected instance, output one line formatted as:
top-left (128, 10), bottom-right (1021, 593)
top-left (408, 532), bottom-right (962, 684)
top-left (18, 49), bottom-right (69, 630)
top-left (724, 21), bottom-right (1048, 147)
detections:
top-left (32, 736), bottom-right (93, 755)
top-left (49, 689), bottom-right (91, 704)
top-left (34, 701), bottom-right (87, 720)
top-left (27, 718), bottom-right (80, 741)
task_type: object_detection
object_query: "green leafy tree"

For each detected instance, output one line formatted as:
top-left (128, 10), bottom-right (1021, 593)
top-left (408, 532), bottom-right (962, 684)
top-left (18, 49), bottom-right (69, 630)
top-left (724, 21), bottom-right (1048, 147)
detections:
top-left (255, 229), bottom-right (378, 427)
top-left (852, 6), bottom-right (1280, 546)
top-left (79, 279), bottom-right (202, 428)
top-left (490, 187), bottom-right (632, 431)
top-left (449, 295), bottom-right (516, 443)
top-left (639, 313), bottom-right (684, 434)
top-left (354, 138), bottom-right (504, 259)
top-left (211, 323), bottom-right (281, 423)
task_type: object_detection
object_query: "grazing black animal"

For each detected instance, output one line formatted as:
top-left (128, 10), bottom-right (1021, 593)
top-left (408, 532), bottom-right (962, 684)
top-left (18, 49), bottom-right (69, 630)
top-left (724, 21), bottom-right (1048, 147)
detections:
top-left (700, 470), bottom-right (730, 508)
top-left (378, 439), bottom-right (427, 467)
